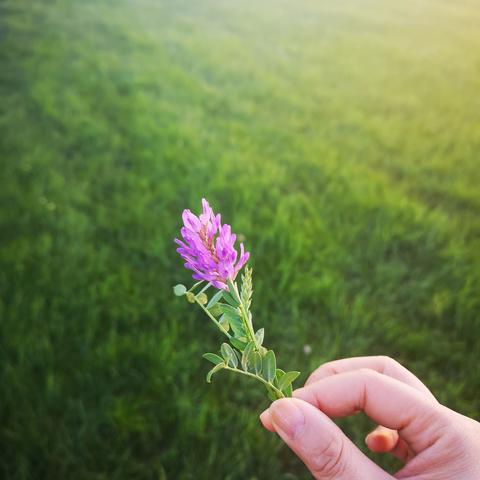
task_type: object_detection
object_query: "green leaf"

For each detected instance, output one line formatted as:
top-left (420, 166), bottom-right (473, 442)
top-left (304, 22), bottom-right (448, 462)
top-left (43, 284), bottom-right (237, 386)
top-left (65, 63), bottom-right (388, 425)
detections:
top-left (241, 341), bottom-right (255, 371)
top-left (264, 350), bottom-right (276, 382)
top-left (222, 291), bottom-right (239, 307)
top-left (218, 314), bottom-right (230, 332)
top-left (173, 284), bottom-right (187, 296)
top-left (206, 363), bottom-right (225, 383)
top-left (209, 304), bottom-right (223, 317)
top-left (202, 353), bottom-right (224, 365)
top-left (275, 368), bottom-right (296, 396)
top-left (234, 349), bottom-right (242, 364)
top-left (255, 328), bottom-right (264, 346)
top-left (252, 351), bottom-right (262, 376)
top-left (275, 368), bottom-right (286, 384)
top-left (278, 371), bottom-right (301, 391)
top-left (227, 279), bottom-right (241, 303)
top-left (283, 383), bottom-right (293, 397)
top-left (206, 290), bottom-right (223, 309)
top-left (230, 318), bottom-right (246, 338)
top-left (218, 303), bottom-right (239, 317)
top-left (220, 343), bottom-right (238, 368)
top-left (266, 386), bottom-right (278, 402)
top-left (230, 337), bottom-right (247, 351)
top-left (219, 304), bottom-right (245, 338)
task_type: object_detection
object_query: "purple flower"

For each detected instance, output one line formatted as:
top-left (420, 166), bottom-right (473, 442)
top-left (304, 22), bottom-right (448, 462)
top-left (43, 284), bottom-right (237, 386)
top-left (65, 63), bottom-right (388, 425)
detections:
top-left (175, 199), bottom-right (250, 290)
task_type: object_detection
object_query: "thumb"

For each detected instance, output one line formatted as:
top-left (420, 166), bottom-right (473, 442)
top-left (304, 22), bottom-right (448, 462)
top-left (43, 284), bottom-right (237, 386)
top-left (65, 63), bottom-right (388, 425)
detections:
top-left (267, 398), bottom-right (392, 480)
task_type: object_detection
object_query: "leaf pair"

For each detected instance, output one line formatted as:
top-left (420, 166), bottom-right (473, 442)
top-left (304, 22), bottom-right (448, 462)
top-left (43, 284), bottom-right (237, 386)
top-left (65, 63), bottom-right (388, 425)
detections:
top-left (237, 344), bottom-right (278, 387)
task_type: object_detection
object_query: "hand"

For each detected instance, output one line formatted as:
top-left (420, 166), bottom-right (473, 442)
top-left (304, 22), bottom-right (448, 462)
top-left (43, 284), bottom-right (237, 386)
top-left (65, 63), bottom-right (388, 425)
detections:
top-left (260, 356), bottom-right (480, 479)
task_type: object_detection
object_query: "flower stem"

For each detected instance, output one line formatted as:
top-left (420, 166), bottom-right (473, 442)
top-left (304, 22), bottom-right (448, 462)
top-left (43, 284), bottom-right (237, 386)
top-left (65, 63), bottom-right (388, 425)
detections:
top-left (197, 282), bottom-right (211, 295)
top-left (194, 296), bottom-right (232, 339)
top-left (188, 281), bottom-right (204, 293)
top-left (223, 365), bottom-right (285, 399)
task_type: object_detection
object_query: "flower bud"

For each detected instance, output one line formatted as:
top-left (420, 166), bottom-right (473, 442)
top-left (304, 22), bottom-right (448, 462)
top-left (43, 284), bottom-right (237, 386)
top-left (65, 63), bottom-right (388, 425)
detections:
top-left (209, 304), bottom-right (223, 317)
top-left (186, 292), bottom-right (196, 303)
top-left (197, 293), bottom-right (208, 305)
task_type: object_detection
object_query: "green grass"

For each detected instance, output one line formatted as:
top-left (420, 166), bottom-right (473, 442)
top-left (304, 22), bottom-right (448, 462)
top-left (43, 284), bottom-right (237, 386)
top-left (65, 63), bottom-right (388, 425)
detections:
top-left (1, 0), bottom-right (479, 478)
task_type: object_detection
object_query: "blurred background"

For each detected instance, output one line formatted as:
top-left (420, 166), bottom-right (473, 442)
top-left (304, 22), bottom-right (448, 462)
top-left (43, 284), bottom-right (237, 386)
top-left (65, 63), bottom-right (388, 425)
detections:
top-left (1, 0), bottom-right (479, 478)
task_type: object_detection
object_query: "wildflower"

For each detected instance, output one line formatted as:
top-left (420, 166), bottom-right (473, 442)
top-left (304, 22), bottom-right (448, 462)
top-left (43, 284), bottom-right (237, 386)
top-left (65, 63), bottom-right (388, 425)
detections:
top-left (175, 198), bottom-right (249, 289)
top-left (173, 198), bottom-right (300, 402)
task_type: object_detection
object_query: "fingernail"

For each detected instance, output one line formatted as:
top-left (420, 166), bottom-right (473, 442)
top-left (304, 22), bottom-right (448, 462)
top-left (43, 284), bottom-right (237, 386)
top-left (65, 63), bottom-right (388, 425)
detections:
top-left (365, 431), bottom-right (391, 452)
top-left (270, 399), bottom-right (305, 439)
top-left (259, 410), bottom-right (270, 425)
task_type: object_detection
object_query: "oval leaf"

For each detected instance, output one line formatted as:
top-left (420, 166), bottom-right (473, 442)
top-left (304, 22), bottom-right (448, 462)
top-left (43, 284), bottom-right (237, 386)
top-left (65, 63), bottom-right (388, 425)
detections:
top-left (230, 337), bottom-right (247, 351)
top-left (206, 363), bottom-right (224, 383)
top-left (206, 290), bottom-right (223, 309)
top-left (278, 371), bottom-right (301, 391)
top-left (220, 343), bottom-right (238, 368)
top-left (264, 350), bottom-right (276, 383)
top-left (219, 314), bottom-right (230, 332)
top-left (229, 316), bottom-right (245, 338)
top-left (241, 341), bottom-right (255, 371)
top-left (202, 353), bottom-right (224, 365)
top-left (255, 328), bottom-right (265, 346)
top-left (252, 351), bottom-right (262, 376)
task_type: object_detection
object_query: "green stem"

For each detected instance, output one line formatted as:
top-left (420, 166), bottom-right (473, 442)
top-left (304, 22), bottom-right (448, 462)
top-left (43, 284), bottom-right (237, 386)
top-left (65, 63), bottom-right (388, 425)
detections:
top-left (223, 366), bottom-right (285, 399)
top-left (194, 297), bottom-right (232, 339)
top-left (197, 282), bottom-right (211, 295)
top-left (188, 281), bottom-right (204, 293)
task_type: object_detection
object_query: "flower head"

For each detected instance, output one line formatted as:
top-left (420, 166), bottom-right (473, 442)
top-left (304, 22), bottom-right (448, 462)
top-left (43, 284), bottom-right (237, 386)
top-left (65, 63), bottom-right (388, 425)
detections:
top-left (175, 199), bottom-right (250, 289)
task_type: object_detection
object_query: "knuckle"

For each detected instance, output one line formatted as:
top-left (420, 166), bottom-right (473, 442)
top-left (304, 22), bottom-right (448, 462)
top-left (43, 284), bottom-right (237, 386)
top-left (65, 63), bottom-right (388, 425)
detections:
top-left (307, 436), bottom-right (347, 479)
top-left (357, 367), bottom-right (378, 379)
top-left (317, 362), bottom-right (336, 375)
top-left (376, 355), bottom-right (398, 368)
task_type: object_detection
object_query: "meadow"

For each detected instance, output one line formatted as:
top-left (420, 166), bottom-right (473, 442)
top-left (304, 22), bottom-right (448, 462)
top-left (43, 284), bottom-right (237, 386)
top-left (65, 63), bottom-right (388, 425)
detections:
top-left (1, 0), bottom-right (479, 478)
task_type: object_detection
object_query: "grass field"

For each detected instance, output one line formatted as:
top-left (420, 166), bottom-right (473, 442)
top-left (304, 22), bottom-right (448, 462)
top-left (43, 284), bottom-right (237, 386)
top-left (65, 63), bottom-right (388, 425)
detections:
top-left (1, 0), bottom-right (480, 478)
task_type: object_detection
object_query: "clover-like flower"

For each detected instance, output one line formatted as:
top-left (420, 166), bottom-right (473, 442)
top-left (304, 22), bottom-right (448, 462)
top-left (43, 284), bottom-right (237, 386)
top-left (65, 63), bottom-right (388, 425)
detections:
top-left (173, 198), bottom-right (299, 402)
top-left (175, 198), bottom-right (249, 289)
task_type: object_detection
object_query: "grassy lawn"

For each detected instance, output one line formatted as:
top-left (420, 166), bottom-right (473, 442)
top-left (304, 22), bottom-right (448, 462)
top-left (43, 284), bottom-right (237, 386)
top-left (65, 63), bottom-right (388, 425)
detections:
top-left (1, 0), bottom-right (479, 478)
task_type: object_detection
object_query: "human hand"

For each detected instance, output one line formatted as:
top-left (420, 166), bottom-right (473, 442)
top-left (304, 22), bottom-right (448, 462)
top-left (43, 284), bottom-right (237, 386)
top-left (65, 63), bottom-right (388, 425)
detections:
top-left (260, 356), bottom-right (480, 479)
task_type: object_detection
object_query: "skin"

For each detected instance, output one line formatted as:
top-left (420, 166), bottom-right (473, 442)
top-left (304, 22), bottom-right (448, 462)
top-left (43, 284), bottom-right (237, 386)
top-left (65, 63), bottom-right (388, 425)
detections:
top-left (260, 356), bottom-right (480, 479)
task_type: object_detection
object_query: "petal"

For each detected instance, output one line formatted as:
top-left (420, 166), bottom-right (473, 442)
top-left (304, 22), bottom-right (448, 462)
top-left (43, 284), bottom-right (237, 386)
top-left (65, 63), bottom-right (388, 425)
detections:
top-left (182, 209), bottom-right (201, 231)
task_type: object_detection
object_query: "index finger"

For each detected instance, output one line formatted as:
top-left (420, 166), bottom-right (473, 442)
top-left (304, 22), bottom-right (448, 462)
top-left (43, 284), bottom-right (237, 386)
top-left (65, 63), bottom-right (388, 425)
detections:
top-left (305, 356), bottom-right (436, 401)
top-left (294, 368), bottom-right (447, 453)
